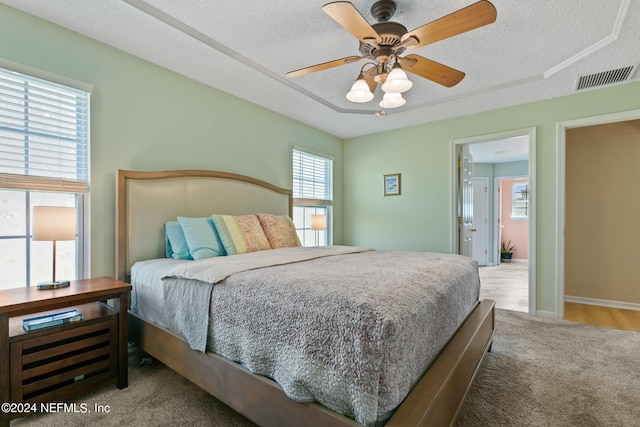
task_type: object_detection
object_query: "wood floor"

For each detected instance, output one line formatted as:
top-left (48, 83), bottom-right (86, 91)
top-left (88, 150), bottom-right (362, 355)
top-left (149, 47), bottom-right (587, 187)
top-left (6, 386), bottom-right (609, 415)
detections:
top-left (564, 302), bottom-right (640, 333)
top-left (479, 261), bottom-right (640, 332)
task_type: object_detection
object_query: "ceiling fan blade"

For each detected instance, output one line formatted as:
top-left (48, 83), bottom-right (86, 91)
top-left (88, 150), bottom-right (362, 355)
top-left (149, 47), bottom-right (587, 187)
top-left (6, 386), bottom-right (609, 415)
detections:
top-left (400, 54), bottom-right (465, 87)
top-left (322, 2), bottom-right (382, 44)
top-left (395, 35), bottom-right (419, 50)
top-left (402, 0), bottom-right (497, 49)
top-left (287, 56), bottom-right (363, 78)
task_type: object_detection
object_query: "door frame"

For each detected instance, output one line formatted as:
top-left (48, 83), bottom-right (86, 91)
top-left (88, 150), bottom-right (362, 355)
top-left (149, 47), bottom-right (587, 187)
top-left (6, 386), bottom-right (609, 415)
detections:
top-left (556, 108), bottom-right (640, 319)
top-left (451, 127), bottom-right (537, 314)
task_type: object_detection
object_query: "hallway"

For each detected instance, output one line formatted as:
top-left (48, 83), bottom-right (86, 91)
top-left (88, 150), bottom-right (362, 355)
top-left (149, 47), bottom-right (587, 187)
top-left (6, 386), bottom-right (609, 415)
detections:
top-left (479, 260), bottom-right (528, 312)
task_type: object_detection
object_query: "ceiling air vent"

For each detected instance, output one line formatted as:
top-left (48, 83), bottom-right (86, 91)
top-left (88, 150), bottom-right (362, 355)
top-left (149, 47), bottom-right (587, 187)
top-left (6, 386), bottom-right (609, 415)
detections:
top-left (575, 64), bottom-right (638, 91)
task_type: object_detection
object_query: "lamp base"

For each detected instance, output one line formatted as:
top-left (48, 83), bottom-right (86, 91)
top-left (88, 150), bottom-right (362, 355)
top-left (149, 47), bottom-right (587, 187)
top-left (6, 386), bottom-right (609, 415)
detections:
top-left (36, 280), bottom-right (71, 290)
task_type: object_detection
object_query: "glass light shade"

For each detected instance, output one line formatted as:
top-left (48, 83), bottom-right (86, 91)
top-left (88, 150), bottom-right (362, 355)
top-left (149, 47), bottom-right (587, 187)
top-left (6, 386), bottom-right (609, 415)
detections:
top-left (379, 92), bottom-right (406, 109)
top-left (373, 72), bottom-right (388, 84)
top-left (381, 65), bottom-right (412, 93)
top-left (346, 75), bottom-right (374, 103)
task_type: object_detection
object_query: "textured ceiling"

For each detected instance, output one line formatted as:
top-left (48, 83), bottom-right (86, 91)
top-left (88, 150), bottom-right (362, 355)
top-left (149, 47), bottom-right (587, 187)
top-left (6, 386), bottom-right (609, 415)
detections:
top-left (3, 0), bottom-right (639, 139)
top-left (469, 135), bottom-right (529, 164)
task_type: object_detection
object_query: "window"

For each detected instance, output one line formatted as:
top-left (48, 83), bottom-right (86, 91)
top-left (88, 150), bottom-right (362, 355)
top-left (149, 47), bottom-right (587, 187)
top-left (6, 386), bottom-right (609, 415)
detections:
top-left (292, 148), bottom-right (333, 246)
top-left (0, 66), bottom-right (90, 289)
top-left (512, 181), bottom-right (529, 219)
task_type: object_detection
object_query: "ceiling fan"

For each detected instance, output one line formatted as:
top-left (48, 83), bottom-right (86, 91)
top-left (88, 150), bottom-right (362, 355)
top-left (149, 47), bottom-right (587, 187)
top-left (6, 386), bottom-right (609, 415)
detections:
top-left (287, 0), bottom-right (497, 109)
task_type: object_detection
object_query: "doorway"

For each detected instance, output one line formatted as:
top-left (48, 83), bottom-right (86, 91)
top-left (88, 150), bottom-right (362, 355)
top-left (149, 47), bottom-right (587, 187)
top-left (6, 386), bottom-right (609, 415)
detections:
top-left (451, 128), bottom-right (536, 313)
top-left (557, 110), bottom-right (640, 320)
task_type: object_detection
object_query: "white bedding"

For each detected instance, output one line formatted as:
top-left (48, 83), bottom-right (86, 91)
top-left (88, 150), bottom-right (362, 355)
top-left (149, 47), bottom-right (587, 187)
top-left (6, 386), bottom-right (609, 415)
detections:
top-left (130, 258), bottom-right (189, 328)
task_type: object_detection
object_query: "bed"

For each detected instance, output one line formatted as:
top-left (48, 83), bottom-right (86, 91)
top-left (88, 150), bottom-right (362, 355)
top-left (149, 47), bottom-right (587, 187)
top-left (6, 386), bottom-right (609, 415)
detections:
top-left (116, 169), bottom-right (495, 427)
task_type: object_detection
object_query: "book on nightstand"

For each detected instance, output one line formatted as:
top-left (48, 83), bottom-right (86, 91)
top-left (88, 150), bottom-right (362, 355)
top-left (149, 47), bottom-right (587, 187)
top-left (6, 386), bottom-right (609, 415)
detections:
top-left (23, 309), bottom-right (84, 332)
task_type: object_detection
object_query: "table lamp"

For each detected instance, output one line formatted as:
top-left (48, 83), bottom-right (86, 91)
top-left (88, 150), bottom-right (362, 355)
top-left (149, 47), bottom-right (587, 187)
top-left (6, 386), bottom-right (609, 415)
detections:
top-left (32, 206), bottom-right (77, 290)
top-left (310, 214), bottom-right (326, 246)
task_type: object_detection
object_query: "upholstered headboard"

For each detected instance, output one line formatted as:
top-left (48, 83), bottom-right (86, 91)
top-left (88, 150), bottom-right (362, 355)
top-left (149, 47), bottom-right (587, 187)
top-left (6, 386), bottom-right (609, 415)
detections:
top-left (116, 170), bottom-right (293, 281)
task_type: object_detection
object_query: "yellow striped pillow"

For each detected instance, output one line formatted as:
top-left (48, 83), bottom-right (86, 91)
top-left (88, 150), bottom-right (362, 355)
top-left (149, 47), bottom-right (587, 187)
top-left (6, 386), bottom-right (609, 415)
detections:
top-left (211, 214), bottom-right (271, 255)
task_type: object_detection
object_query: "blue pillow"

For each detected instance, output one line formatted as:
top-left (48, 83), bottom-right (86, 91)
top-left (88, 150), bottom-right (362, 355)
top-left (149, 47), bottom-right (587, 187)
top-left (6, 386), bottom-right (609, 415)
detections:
top-left (177, 216), bottom-right (226, 260)
top-left (165, 221), bottom-right (192, 260)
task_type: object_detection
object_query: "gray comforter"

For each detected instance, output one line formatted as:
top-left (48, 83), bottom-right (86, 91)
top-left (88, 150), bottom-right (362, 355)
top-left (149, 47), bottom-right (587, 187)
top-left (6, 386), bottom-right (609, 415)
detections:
top-left (162, 246), bottom-right (480, 426)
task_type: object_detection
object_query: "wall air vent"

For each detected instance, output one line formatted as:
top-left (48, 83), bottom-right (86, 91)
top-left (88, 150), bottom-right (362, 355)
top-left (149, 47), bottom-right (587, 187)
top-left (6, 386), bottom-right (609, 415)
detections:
top-left (575, 64), bottom-right (638, 91)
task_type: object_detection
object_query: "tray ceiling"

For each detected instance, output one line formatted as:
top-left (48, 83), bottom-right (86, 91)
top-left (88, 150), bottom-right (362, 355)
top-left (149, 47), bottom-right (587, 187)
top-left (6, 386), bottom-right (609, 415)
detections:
top-left (4, 0), bottom-right (639, 138)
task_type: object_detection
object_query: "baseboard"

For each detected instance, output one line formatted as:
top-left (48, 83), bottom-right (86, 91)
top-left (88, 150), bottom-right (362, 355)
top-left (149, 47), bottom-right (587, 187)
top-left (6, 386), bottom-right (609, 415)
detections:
top-left (564, 295), bottom-right (640, 311)
top-left (535, 310), bottom-right (557, 318)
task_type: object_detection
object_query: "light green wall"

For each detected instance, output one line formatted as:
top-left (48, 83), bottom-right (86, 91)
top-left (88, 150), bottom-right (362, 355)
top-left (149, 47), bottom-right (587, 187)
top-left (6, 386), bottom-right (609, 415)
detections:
top-left (472, 163), bottom-right (494, 179)
top-left (344, 82), bottom-right (640, 314)
top-left (0, 4), bottom-right (344, 278)
top-left (494, 161), bottom-right (529, 178)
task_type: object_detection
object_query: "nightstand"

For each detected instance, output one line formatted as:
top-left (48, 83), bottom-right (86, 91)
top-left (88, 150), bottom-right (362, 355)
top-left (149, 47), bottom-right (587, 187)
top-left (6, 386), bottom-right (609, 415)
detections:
top-left (0, 277), bottom-right (131, 426)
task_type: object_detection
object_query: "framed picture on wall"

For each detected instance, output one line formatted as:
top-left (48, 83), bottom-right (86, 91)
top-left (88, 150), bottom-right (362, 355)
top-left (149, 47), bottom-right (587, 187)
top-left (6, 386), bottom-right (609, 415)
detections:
top-left (384, 173), bottom-right (401, 196)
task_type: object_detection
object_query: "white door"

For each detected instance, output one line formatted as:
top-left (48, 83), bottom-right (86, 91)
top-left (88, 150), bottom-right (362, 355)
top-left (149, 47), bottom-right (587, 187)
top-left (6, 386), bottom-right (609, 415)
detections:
top-left (459, 145), bottom-right (474, 257)
top-left (472, 177), bottom-right (489, 265)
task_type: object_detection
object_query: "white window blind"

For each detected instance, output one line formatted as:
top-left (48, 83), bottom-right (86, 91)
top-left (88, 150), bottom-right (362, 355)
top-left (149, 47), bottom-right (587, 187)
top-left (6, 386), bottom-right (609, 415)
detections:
top-left (292, 148), bottom-right (333, 246)
top-left (0, 67), bottom-right (89, 193)
top-left (293, 148), bottom-right (332, 203)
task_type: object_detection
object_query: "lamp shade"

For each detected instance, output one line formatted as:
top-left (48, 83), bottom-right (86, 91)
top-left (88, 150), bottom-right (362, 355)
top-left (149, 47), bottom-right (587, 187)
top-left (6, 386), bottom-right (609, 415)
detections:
top-left (310, 214), bottom-right (327, 231)
top-left (381, 64), bottom-right (412, 93)
top-left (346, 74), bottom-right (374, 103)
top-left (32, 206), bottom-right (77, 241)
top-left (379, 92), bottom-right (406, 109)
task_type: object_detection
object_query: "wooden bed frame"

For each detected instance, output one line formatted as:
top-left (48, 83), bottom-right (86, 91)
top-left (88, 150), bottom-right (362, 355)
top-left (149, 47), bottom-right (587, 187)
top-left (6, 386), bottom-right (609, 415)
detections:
top-left (116, 169), bottom-right (495, 427)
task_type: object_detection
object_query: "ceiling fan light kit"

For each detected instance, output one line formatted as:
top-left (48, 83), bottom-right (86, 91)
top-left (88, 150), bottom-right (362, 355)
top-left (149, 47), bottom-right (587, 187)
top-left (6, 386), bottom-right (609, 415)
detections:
top-left (347, 60), bottom-right (411, 108)
top-left (287, 0), bottom-right (497, 112)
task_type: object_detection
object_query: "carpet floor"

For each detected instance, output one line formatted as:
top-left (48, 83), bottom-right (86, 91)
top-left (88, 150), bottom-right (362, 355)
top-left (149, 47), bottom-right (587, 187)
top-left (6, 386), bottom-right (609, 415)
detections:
top-left (12, 309), bottom-right (640, 427)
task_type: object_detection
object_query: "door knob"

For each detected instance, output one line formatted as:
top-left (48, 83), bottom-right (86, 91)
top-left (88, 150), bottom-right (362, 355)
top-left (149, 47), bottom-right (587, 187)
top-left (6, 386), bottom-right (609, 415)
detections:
top-left (471, 228), bottom-right (477, 232)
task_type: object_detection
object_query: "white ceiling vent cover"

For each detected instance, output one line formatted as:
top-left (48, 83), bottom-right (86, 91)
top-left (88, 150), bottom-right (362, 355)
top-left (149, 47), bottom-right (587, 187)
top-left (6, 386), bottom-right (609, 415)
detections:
top-left (575, 64), bottom-right (638, 91)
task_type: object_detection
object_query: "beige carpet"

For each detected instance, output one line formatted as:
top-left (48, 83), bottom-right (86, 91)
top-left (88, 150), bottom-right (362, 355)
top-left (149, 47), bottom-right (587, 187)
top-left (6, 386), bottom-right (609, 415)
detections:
top-left (13, 310), bottom-right (640, 427)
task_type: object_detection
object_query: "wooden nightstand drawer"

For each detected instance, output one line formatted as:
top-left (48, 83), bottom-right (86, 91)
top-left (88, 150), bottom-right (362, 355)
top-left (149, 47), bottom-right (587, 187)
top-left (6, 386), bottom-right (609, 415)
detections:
top-left (9, 303), bottom-right (119, 404)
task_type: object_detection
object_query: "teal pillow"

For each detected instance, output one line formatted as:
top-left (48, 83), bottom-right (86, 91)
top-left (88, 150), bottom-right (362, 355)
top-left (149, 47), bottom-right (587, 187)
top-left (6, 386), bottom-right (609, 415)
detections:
top-left (177, 216), bottom-right (226, 260)
top-left (165, 221), bottom-right (192, 260)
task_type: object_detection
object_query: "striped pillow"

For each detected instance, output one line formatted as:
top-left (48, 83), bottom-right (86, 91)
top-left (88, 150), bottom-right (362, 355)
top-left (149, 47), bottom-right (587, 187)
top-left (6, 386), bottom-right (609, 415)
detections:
top-left (211, 214), bottom-right (271, 255)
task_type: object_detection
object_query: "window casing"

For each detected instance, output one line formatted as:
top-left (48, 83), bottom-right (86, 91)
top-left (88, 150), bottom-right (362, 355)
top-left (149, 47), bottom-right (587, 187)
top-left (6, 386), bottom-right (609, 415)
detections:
top-left (292, 148), bottom-right (333, 246)
top-left (0, 66), bottom-right (89, 289)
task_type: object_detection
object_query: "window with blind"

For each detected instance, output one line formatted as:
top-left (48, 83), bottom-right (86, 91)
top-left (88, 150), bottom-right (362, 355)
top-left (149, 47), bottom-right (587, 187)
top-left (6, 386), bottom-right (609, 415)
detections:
top-left (292, 148), bottom-right (333, 246)
top-left (0, 66), bottom-right (90, 289)
top-left (512, 181), bottom-right (529, 219)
